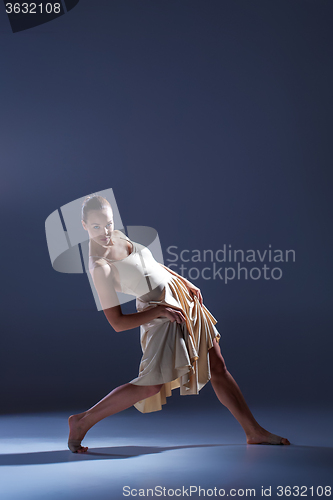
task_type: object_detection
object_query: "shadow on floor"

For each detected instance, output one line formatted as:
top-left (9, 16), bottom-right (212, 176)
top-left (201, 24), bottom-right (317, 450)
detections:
top-left (1, 443), bottom-right (332, 467)
top-left (0, 443), bottom-right (230, 466)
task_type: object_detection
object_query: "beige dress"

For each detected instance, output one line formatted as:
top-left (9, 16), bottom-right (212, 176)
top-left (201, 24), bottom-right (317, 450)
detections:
top-left (90, 237), bottom-right (221, 413)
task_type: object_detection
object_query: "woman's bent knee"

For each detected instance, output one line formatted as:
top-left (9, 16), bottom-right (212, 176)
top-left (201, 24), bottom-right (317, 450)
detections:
top-left (210, 355), bottom-right (228, 377)
top-left (209, 342), bottom-right (227, 372)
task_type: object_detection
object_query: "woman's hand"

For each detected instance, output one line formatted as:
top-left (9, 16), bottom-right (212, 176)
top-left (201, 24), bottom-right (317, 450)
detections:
top-left (185, 283), bottom-right (203, 305)
top-left (157, 305), bottom-right (186, 324)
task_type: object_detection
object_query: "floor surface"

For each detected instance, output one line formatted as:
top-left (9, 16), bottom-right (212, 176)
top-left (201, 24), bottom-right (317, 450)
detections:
top-left (0, 405), bottom-right (332, 499)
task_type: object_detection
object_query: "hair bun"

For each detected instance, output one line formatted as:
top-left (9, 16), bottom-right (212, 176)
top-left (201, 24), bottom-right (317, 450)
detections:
top-left (81, 193), bottom-right (112, 222)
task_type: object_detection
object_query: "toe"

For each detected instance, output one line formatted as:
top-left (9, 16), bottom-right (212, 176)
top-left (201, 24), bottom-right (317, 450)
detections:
top-left (77, 446), bottom-right (88, 453)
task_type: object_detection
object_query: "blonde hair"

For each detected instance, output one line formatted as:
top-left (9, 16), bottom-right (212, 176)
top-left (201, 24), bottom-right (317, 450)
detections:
top-left (81, 194), bottom-right (112, 222)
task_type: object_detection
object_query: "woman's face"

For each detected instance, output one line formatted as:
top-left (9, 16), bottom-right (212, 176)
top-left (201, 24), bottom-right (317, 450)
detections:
top-left (82, 206), bottom-right (114, 246)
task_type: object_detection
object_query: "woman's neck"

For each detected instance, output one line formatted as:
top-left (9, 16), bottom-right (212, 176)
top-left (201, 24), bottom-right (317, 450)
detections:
top-left (89, 237), bottom-right (112, 257)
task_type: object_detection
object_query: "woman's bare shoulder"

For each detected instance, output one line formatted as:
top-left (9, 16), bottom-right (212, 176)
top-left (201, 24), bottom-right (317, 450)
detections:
top-left (112, 229), bottom-right (122, 236)
top-left (89, 263), bottom-right (120, 309)
top-left (89, 257), bottom-right (111, 274)
top-left (113, 229), bottom-right (130, 240)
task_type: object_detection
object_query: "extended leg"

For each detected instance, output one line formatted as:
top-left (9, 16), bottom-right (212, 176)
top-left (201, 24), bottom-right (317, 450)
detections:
top-left (209, 339), bottom-right (290, 445)
top-left (68, 382), bottom-right (163, 453)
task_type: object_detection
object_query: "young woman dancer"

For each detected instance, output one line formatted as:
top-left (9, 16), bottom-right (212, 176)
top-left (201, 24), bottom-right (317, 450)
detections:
top-left (68, 194), bottom-right (290, 452)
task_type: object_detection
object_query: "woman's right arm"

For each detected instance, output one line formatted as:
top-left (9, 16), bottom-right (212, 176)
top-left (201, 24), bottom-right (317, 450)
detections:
top-left (90, 265), bottom-right (185, 332)
top-left (103, 304), bottom-right (185, 332)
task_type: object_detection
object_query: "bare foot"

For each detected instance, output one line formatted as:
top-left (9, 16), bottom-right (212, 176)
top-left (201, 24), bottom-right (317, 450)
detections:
top-left (246, 426), bottom-right (290, 445)
top-left (68, 414), bottom-right (89, 453)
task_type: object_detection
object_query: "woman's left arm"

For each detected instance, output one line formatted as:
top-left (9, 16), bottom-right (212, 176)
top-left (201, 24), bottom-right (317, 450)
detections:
top-left (159, 263), bottom-right (203, 305)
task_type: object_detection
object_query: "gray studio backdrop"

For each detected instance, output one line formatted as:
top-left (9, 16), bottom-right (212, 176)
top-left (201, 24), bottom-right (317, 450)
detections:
top-left (1, 0), bottom-right (332, 413)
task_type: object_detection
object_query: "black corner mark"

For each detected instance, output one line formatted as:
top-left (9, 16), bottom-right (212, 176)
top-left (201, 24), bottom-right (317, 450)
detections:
top-left (63, 0), bottom-right (79, 12)
top-left (3, 0), bottom-right (80, 33)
